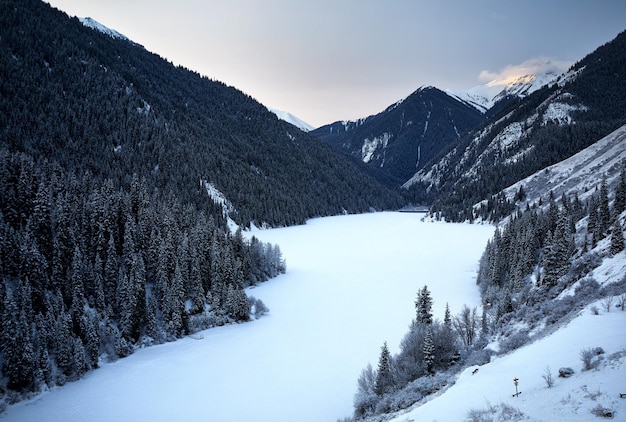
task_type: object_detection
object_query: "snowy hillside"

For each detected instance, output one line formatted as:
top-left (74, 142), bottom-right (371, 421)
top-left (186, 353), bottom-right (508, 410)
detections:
top-left (387, 297), bottom-right (626, 422)
top-left (268, 107), bottom-right (315, 131)
top-left (495, 124), bottom-right (626, 210)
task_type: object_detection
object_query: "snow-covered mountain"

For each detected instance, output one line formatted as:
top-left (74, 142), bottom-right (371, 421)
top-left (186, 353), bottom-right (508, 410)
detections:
top-left (310, 86), bottom-right (485, 186)
top-left (447, 71), bottom-right (560, 113)
top-left (268, 107), bottom-right (315, 132)
top-left (79, 17), bottom-right (129, 41)
top-left (404, 30), bottom-right (626, 222)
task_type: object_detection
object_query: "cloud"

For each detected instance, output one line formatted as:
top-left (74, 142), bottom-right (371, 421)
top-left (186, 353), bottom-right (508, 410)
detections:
top-left (479, 57), bottom-right (572, 86)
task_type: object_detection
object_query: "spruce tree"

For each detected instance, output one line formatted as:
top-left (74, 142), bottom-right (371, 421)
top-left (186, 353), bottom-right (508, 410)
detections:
top-left (423, 327), bottom-right (435, 375)
top-left (375, 341), bottom-right (394, 396)
top-left (610, 218), bottom-right (625, 255)
top-left (415, 285), bottom-right (433, 325)
top-left (614, 166), bottom-right (626, 216)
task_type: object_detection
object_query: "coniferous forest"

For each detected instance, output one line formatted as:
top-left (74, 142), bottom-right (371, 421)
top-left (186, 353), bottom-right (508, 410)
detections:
top-left (0, 0), bottom-right (403, 403)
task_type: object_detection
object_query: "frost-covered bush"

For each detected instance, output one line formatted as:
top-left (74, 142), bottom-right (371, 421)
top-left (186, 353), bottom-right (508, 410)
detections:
top-left (574, 277), bottom-right (600, 301)
top-left (590, 404), bottom-right (614, 418)
top-left (580, 347), bottom-right (604, 371)
top-left (466, 402), bottom-right (525, 422)
top-left (463, 348), bottom-right (492, 367)
top-left (542, 366), bottom-right (554, 388)
top-left (248, 296), bottom-right (270, 319)
top-left (373, 373), bottom-right (450, 416)
top-left (499, 331), bottom-right (530, 354)
top-left (569, 252), bottom-right (602, 280)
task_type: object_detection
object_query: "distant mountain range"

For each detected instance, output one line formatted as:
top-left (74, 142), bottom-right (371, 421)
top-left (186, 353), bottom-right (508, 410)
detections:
top-left (407, 29), bottom-right (626, 221)
top-left (309, 70), bottom-right (563, 188)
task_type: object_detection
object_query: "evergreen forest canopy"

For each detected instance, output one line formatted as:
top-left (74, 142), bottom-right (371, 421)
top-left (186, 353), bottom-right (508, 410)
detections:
top-left (0, 0), bottom-right (403, 404)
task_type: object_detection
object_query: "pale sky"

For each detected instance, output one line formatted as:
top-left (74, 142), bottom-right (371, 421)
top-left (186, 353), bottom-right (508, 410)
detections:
top-left (46, 0), bottom-right (625, 128)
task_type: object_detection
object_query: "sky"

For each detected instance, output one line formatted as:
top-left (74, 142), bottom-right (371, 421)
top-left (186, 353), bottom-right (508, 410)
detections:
top-left (46, 1), bottom-right (626, 128)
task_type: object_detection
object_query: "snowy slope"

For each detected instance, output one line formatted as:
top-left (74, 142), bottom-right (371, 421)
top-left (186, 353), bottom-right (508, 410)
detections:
top-left (268, 107), bottom-right (315, 131)
top-left (79, 17), bottom-right (129, 41)
top-left (494, 124), bottom-right (626, 209)
top-left (389, 297), bottom-right (626, 422)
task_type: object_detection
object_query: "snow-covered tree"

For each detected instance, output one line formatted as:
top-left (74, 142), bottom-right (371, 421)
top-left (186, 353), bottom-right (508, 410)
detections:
top-left (415, 285), bottom-right (433, 325)
top-left (423, 327), bottom-right (435, 375)
top-left (354, 363), bottom-right (378, 417)
top-left (375, 341), bottom-right (395, 396)
top-left (610, 218), bottom-right (624, 255)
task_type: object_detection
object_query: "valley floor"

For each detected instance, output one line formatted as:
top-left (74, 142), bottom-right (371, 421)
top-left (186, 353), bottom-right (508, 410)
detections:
top-left (2, 212), bottom-right (494, 421)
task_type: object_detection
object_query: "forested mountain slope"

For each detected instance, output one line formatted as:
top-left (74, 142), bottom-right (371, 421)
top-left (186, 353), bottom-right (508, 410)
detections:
top-left (311, 87), bottom-right (484, 187)
top-left (0, 0), bottom-right (403, 229)
top-left (403, 30), bottom-right (626, 222)
top-left (0, 0), bottom-right (404, 405)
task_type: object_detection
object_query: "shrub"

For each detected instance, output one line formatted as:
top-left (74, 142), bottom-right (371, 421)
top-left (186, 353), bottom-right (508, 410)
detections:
top-left (601, 296), bottom-right (615, 312)
top-left (590, 404), bottom-right (614, 418)
top-left (542, 366), bottom-right (554, 388)
top-left (580, 347), bottom-right (603, 371)
top-left (248, 296), bottom-right (270, 318)
top-left (499, 331), bottom-right (530, 354)
top-left (574, 278), bottom-right (600, 300)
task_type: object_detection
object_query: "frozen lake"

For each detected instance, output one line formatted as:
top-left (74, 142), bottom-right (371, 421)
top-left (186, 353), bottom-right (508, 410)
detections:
top-left (4, 212), bottom-right (494, 422)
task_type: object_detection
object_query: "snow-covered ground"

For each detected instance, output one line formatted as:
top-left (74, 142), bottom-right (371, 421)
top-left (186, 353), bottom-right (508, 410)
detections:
top-left (390, 299), bottom-right (626, 422)
top-left (2, 212), bottom-right (493, 421)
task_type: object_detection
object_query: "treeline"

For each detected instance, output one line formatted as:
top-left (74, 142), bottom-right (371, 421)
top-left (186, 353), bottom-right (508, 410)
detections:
top-left (0, 150), bottom-right (284, 401)
top-left (350, 167), bottom-right (626, 420)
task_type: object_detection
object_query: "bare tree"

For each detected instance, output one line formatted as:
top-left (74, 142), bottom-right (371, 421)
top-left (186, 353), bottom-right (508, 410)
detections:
top-left (453, 305), bottom-right (479, 348)
top-left (542, 366), bottom-right (554, 388)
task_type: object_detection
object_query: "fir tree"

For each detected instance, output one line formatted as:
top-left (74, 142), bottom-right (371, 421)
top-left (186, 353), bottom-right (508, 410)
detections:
top-left (614, 165), bottom-right (626, 216)
top-left (423, 327), bottom-right (435, 375)
top-left (375, 341), bottom-right (394, 396)
top-left (610, 218), bottom-right (625, 255)
top-left (415, 285), bottom-right (433, 325)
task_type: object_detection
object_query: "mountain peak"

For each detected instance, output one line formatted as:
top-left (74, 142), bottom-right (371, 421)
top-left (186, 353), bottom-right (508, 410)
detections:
top-left (448, 71), bottom-right (559, 113)
top-left (268, 107), bottom-right (315, 131)
top-left (79, 17), bottom-right (129, 41)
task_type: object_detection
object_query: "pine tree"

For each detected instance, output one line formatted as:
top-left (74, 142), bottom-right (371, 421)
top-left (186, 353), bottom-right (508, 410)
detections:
top-left (415, 285), bottom-right (433, 325)
top-left (375, 341), bottom-right (394, 396)
top-left (598, 178), bottom-right (611, 234)
top-left (610, 218), bottom-right (625, 255)
top-left (423, 327), bottom-right (435, 375)
top-left (614, 166), bottom-right (626, 216)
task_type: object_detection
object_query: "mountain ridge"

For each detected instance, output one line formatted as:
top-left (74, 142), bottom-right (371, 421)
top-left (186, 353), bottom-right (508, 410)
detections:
top-left (310, 86), bottom-right (485, 187)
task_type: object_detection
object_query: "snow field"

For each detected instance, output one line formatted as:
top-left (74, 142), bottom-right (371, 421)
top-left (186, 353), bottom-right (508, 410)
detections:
top-left (3, 212), bottom-right (494, 421)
